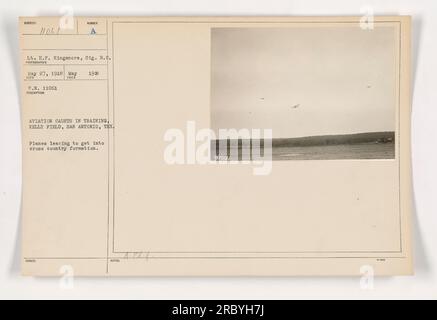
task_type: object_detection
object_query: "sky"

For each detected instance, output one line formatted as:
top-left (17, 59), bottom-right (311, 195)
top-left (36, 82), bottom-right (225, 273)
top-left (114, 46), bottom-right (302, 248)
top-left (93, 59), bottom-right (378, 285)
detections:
top-left (211, 26), bottom-right (397, 138)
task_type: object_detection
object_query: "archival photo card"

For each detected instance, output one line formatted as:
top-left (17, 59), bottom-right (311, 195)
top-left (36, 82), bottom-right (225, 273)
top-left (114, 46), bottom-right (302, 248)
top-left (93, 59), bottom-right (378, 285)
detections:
top-left (20, 17), bottom-right (411, 276)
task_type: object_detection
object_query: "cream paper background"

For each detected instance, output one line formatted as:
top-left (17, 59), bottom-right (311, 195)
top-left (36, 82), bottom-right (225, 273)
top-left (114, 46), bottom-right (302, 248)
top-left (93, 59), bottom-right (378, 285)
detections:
top-left (19, 16), bottom-right (412, 276)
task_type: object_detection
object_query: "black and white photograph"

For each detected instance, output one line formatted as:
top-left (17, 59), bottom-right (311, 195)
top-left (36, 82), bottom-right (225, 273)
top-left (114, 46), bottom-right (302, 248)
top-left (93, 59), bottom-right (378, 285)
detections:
top-left (211, 26), bottom-right (397, 160)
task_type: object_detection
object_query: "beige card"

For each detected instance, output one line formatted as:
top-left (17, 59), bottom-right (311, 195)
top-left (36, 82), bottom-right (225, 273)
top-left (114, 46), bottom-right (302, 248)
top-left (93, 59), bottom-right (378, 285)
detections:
top-left (20, 16), bottom-right (412, 276)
